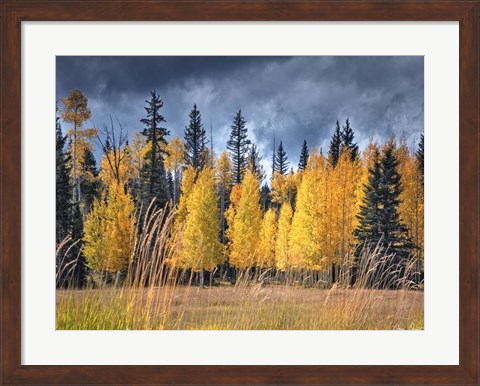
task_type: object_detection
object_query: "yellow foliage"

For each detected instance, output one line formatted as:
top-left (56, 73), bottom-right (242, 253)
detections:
top-left (165, 136), bottom-right (186, 172)
top-left (98, 147), bottom-right (133, 187)
top-left (178, 167), bottom-right (223, 271)
top-left (66, 127), bottom-right (98, 184)
top-left (215, 151), bottom-right (233, 188)
top-left (258, 208), bottom-right (277, 268)
top-left (328, 150), bottom-right (362, 263)
top-left (227, 171), bottom-right (263, 269)
top-left (271, 171), bottom-right (297, 206)
top-left (130, 132), bottom-right (150, 182)
top-left (275, 202), bottom-right (293, 270)
top-left (170, 165), bottom-right (202, 268)
top-left (289, 151), bottom-right (329, 270)
top-left (83, 183), bottom-right (136, 272)
top-left (397, 143), bottom-right (424, 264)
top-left (175, 165), bottom-right (197, 223)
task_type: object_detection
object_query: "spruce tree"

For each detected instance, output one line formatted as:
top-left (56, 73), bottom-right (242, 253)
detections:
top-left (227, 110), bottom-right (251, 184)
top-left (184, 103), bottom-right (207, 170)
top-left (56, 114), bottom-right (72, 243)
top-left (355, 149), bottom-right (382, 246)
top-left (167, 171), bottom-right (174, 202)
top-left (275, 141), bottom-right (289, 175)
top-left (140, 90), bottom-right (169, 207)
top-left (377, 142), bottom-right (411, 260)
top-left (341, 118), bottom-right (359, 162)
top-left (416, 134), bottom-right (424, 177)
top-left (355, 143), bottom-right (412, 286)
top-left (80, 147), bottom-right (99, 213)
top-left (246, 143), bottom-right (265, 183)
top-left (328, 120), bottom-right (342, 167)
top-left (298, 139), bottom-right (309, 171)
top-left (260, 184), bottom-right (272, 212)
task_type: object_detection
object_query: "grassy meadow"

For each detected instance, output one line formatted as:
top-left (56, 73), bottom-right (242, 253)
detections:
top-left (56, 285), bottom-right (423, 330)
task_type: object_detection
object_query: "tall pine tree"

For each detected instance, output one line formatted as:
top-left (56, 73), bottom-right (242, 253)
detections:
top-left (260, 184), bottom-right (272, 212)
top-left (355, 149), bottom-right (382, 246)
top-left (56, 112), bottom-right (72, 243)
top-left (140, 90), bottom-right (169, 207)
top-left (80, 147), bottom-right (99, 213)
top-left (246, 143), bottom-right (265, 183)
top-left (341, 118), bottom-right (359, 162)
top-left (227, 110), bottom-right (251, 184)
top-left (184, 103), bottom-right (207, 170)
top-left (355, 142), bottom-right (412, 284)
top-left (298, 140), bottom-right (309, 171)
top-left (328, 120), bottom-right (342, 167)
top-left (416, 134), bottom-right (424, 177)
top-left (275, 141), bottom-right (289, 175)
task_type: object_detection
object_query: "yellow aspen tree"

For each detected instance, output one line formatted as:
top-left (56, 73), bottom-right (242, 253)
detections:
top-left (258, 208), bottom-right (277, 268)
top-left (130, 132), bottom-right (150, 182)
top-left (271, 171), bottom-right (297, 207)
top-left (61, 90), bottom-right (97, 203)
top-left (170, 165), bottom-right (198, 267)
top-left (397, 142), bottom-right (424, 264)
top-left (275, 202), bottom-right (293, 270)
top-left (175, 165), bottom-right (197, 223)
top-left (180, 167), bottom-right (223, 283)
top-left (227, 171), bottom-right (262, 269)
top-left (330, 150), bottom-right (361, 265)
top-left (83, 182), bottom-right (136, 272)
top-left (215, 151), bottom-right (233, 243)
top-left (165, 136), bottom-right (186, 204)
top-left (98, 147), bottom-right (133, 187)
top-left (290, 151), bottom-right (329, 270)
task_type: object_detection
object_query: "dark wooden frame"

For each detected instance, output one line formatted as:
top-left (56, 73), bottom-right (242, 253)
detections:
top-left (1, 1), bottom-right (478, 385)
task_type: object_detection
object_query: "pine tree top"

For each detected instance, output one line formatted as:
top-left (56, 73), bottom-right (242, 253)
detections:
top-left (275, 141), bottom-right (289, 175)
top-left (328, 120), bottom-right (342, 168)
top-left (298, 139), bottom-right (309, 171)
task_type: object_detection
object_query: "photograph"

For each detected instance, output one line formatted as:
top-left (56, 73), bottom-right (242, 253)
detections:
top-left (55, 56), bottom-right (424, 330)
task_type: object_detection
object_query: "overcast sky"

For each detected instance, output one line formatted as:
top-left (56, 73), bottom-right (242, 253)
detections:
top-left (56, 56), bottom-right (424, 178)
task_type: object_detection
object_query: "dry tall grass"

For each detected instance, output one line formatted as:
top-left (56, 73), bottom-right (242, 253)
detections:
top-left (56, 204), bottom-right (424, 330)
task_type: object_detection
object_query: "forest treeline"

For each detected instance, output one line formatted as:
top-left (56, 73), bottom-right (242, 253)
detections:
top-left (56, 89), bottom-right (424, 288)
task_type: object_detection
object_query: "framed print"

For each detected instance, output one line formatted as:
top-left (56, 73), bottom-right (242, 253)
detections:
top-left (1, 1), bottom-right (479, 385)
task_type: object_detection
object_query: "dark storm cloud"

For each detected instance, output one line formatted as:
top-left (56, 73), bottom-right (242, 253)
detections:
top-left (56, 56), bottom-right (423, 178)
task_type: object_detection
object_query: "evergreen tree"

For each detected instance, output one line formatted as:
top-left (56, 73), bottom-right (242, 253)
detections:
top-left (227, 110), bottom-right (251, 184)
top-left (355, 143), bottom-right (412, 284)
top-left (80, 147), bottom-right (99, 213)
top-left (341, 118), bottom-right (359, 162)
top-left (140, 90), bottom-right (169, 207)
top-left (167, 171), bottom-right (174, 202)
top-left (260, 184), bottom-right (272, 212)
top-left (275, 141), bottom-right (289, 175)
top-left (246, 143), bottom-right (265, 183)
top-left (377, 142), bottom-right (411, 259)
top-left (184, 103), bottom-right (207, 170)
top-left (355, 149), bottom-right (382, 247)
top-left (56, 113), bottom-right (72, 243)
top-left (416, 134), bottom-right (424, 177)
top-left (328, 120), bottom-right (342, 167)
top-left (298, 139), bottom-right (309, 171)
